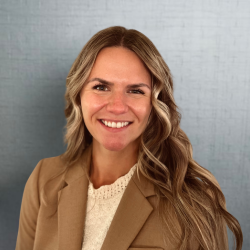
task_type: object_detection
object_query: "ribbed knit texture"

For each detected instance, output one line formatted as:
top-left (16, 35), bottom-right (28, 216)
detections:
top-left (81, 163), bottom-right (137, 250)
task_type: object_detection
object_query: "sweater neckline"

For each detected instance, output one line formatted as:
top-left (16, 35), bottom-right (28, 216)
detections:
top-left (88, 163), bottom-right (137, 200)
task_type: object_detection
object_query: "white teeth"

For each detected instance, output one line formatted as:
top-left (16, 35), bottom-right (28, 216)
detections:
top-left (101, 120), bottom-right (130, 128)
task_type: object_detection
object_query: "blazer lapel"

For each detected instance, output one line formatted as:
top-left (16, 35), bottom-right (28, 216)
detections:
top-left (100, 167), bottom-right (156, 250)
top-left (57, 144), bottom-right (92, 250)
top-left (57, 142), bottom-right (156, 250)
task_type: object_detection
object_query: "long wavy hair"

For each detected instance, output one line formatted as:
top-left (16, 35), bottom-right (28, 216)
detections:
top-left (59, 26), bottom-right (243, 250)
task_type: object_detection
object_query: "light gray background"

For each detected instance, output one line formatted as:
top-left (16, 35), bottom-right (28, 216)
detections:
top-left (0, 0), bottom-right (249, 249)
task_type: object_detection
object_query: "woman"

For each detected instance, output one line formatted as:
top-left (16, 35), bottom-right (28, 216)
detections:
top-left (15, 26), bottom-right (243, 250)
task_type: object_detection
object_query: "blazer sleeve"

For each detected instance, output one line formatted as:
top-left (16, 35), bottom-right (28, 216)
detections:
top-left (15, 159), bottom-right (43, 250)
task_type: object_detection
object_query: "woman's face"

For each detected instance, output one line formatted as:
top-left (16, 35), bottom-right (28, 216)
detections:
top-left (80, 46), bottom-right (152, 152)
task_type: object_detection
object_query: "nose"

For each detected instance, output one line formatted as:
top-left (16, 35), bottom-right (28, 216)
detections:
top-left (106, 91), bottom-right (129, 114)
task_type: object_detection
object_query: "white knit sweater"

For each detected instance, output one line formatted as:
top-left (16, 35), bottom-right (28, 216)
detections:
top-left (81, 163), bottom-right (137, 250)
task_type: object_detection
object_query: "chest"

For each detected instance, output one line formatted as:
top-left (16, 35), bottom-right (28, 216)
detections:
top-left (32, 196), bottom-right (183, 250)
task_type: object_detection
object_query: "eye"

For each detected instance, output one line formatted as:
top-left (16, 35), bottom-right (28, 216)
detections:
top-left (130, 89), bottom-right (145, 94)
top-left (92, 84), bottom-right (145, 95)
top-left (92, 84), bottom-right (108, 91)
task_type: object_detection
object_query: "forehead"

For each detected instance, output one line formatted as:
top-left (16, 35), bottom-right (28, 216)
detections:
top-left (88, 47), bottom-right (151, 84)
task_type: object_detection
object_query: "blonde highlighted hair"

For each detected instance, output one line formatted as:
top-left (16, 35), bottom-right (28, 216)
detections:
top-left (60, 26), bottom-right (243, 250)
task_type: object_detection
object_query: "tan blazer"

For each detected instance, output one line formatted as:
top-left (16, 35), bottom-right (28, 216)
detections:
top-left (15, 142), bottom-right (228, 250)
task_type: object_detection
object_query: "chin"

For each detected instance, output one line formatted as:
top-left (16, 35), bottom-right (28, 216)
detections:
top-left (102, 141), bottom-right (129, 152)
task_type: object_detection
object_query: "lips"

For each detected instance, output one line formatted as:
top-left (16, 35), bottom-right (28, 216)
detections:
top-left (98, 119), bottom-right (132, 132)
top-left (99, 119), bottom-right (133, 124)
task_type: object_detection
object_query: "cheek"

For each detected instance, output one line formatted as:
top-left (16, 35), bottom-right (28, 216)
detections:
top-left (81, 93), bottom-right (104, 113)
top-left (134, 102), bottom-right (152, 121)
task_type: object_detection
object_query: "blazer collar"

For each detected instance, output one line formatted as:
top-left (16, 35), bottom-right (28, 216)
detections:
top-left (57, 142), bottom-right (156, 250)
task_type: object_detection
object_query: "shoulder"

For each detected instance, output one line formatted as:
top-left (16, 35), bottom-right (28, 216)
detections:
top-left (28, 154), bottom-right (67, 191)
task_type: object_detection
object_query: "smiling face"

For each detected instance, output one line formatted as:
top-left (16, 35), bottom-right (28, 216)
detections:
top-left (80, 46), bottom-right (152, 152)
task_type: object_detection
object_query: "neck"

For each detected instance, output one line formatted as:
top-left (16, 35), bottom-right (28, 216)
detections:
top-left (89, 139), bottom-right (139, 189)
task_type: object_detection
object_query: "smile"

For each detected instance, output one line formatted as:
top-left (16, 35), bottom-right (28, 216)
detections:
top-left (98, 119), bottom-right (132, 132)
top-left (101, 119), bottom-right (131, 128)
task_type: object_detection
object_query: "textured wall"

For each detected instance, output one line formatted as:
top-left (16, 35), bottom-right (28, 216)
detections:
top-left (0, 0), bottom-right (249, 249)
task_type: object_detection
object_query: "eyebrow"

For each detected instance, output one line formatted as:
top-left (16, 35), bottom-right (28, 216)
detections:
top-left (85, 77), bottom-right (151, 90)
